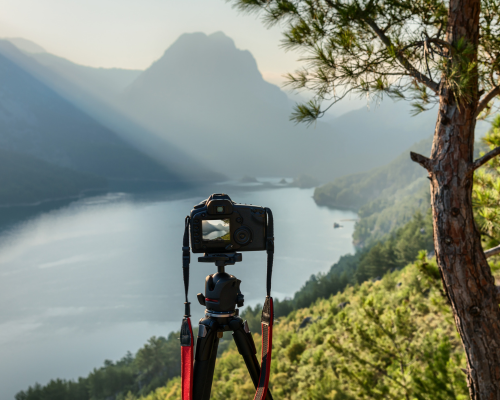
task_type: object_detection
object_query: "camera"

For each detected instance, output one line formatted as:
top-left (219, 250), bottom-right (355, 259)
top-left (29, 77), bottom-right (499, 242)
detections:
top-left (190, 193), bottom-right (267, 253)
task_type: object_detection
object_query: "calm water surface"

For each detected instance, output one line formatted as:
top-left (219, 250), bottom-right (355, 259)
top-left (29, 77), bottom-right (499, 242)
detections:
top-left (0, 183), bottom-right (356, 399)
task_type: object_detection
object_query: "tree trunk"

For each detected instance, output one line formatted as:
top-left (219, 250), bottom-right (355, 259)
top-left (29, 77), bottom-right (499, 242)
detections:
top-left (423, 0), bottom-right (500, 397)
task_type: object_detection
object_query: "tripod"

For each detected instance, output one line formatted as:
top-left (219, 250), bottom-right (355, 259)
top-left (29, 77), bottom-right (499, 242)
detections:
top-left (193, 253), bottom-right (273, 400)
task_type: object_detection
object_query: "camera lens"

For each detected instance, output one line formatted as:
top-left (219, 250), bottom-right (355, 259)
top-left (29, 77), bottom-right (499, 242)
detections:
top-left (234, 227), bottom-right (252, 246)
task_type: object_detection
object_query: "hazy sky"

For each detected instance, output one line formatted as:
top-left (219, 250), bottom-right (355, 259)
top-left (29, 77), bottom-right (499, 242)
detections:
top-left (0, 0), bottom-right (369, 114)
top-left (0, 0), bottom-right (300, 84)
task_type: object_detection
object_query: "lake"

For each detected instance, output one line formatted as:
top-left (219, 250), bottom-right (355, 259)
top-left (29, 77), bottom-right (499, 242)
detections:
top-left (0, 182), bottom-right (357, 399)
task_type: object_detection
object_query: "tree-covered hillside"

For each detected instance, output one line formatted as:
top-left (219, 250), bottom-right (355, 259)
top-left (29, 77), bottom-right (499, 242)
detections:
top-left (140, 253), bottom-right (485, 399)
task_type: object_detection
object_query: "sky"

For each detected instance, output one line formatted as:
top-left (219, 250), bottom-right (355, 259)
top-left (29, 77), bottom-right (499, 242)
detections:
top-left (0, 0), bottom-right (367, 114)
top-left (0, 0), bottom-right (297, 81)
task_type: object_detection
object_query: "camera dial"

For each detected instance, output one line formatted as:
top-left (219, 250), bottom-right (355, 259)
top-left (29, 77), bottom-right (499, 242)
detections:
top-left (234, 227), bottom-right (252, 245)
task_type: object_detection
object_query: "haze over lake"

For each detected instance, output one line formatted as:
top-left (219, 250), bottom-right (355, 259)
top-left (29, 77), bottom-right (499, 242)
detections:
top-left (0, 183), bottom-right (356, 399)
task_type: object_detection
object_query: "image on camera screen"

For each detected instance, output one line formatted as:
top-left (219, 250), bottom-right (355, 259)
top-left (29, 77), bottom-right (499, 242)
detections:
top-left (202, 219), bottom-right (230, 242)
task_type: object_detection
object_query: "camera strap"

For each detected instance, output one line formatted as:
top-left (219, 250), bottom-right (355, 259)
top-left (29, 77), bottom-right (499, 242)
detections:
top-left (180, 216), bottom-right (194, 400)
top-left (253, 208), bottom-right (274, 400)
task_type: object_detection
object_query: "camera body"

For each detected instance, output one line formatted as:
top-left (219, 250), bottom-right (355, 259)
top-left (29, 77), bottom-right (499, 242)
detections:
top-left (190, 194), bottom-right (267, 254)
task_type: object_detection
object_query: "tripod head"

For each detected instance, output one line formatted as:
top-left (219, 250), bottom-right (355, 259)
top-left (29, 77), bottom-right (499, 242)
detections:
top-left (196, 253), bottom-right (245, 316)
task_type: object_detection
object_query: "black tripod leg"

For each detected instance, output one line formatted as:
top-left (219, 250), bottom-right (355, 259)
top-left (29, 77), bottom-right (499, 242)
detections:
top-left (230, 318), bottom-right (273, 400)
top-left (193, 318), bottom-right (220, 400)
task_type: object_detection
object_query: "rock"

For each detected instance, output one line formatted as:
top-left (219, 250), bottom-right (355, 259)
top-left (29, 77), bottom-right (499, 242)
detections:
top-left (298, 316), bottom-right (313, 329)
top-left (279, 178), bottom-right (288, 184)
top-left (338, 301), bottom-right (350, 309)
top-left (239, 175), bottom-right (258, 183)
top-left (291, 174), bottom-right (320, 189)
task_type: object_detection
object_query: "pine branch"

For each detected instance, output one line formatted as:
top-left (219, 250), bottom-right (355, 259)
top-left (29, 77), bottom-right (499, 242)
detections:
top-left (485, 244), bottom-right (500, 258)
top-left (363, 19), bottom-right (439, 94)
top-left (410, 151), bottom-right (432, 171)
top-left (475, 85), bottom-right (500, 119)
top-left (473, 146), bottom-right (500, 170)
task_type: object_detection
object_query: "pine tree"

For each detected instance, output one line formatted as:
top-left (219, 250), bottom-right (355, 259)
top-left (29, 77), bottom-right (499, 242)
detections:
top-left (227, 0), bottom-right (500, 397)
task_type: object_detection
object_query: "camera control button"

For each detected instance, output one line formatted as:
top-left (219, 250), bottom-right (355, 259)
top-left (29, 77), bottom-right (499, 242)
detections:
top-left (234, 227), bottom-right (252, 246)
top-left (236, 217), bottom-right (242, 223)
top-left (193, 201), bottom-right (206, 209)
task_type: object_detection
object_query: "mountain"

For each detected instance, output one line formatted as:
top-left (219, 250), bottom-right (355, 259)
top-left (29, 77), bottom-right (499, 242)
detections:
top-left (3, 37), bottom-right (46, 54)
top-left (3, 33), bottom-right (444, 181)
top-left (0, 148), bottom-right (106, 206)
top-left (120, 32), bottom-right (345, 180)
top-left (0, 49), bottom-right (181, 185)
top-left (0, 41), bottom-right (223, 185)
top-left (120, 32), bottom-right (438, 180)
top-left (2, 37), bottom-right (140, 101)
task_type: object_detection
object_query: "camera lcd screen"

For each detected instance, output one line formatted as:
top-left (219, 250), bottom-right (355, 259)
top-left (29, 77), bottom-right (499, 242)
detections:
top-left (202, 219), bottom-right (230, 242)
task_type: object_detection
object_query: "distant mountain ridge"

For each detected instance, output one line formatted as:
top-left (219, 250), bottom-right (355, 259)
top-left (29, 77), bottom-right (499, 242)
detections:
top-left (0, 50), bottom-right (175, 183)
top-left (120, 31), bottom-right (438, 180)
top-left (0, 40), bottom-right (224, 185)
top-left (2, 32), bottom-right (444, 182)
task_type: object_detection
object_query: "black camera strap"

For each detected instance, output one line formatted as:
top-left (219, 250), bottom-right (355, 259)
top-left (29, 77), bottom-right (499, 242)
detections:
top-left (180, 216), bottom-right (194, 400)
top-left (182, 216), bottom-right (191, 318)
top-left (265, 208), bottom-right (274, 297)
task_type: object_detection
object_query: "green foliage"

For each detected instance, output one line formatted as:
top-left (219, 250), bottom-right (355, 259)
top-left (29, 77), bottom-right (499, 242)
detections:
top-left (145, 258), bottom-right (475, 399)
top-left (228, 0), bottom-right (499, 123)
top-left (473, 115), bottom-right (500, 250)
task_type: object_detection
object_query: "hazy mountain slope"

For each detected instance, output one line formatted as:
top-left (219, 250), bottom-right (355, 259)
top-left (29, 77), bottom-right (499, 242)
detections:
top-left (314, 137), bottom-right (433, 246)
top-left (29, 52), bottom-right (141, 100)
top-left (314, 137), bottom-right (433, 210)
top-left (3, 37), bottom-right (46, 54)
top-left (0, 40), bottom-right (223, 183)
top-left (330, 99), bottom-right (436, 167)
top-left (122, 32), bottom-right (346, 180)
top-left (0, 148), bottom-right (106, 205)
top-left (3, 34), bottom-right (440, 181)
top-left (121, 31), bottom-right (436, 180)
top-left (3, 37), bottom-right (140, 99)
top-left (0, 50), bottom-right (177, 183)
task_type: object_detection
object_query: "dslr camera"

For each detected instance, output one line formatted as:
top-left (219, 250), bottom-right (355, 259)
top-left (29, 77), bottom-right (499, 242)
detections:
top-left (190, 193), bottom-right (267, 254)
